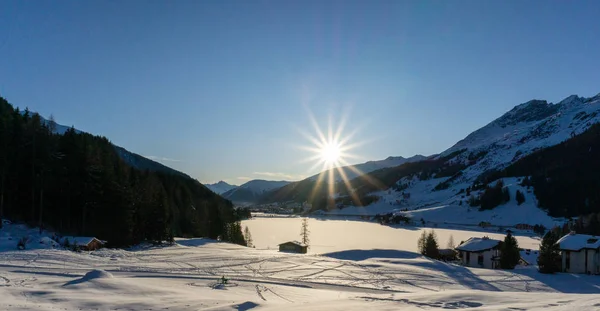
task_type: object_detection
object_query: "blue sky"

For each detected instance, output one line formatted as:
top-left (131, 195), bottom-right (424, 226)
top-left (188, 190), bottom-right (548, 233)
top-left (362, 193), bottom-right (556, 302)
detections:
top-left (1, 1), bottom-right (599, 184)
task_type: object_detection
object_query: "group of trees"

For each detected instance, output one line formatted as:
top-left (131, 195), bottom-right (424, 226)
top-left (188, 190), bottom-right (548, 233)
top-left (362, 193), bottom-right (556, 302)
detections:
top-left (418, 230), bottom-right (440, 259)
top-left (0, 96), bottom-right (244, 247)
top-left (479, 180), bottom-right (510, 210)
top-left (494, 122), bottom-right (600, 219)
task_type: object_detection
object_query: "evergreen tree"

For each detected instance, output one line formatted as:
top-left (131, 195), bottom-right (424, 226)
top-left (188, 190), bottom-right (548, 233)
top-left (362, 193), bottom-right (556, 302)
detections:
top-left (500, 232), bottom-right (520, 269)
top-left (423, 230), bottom-right (440, 259)
top-left (300, 218), bottom-right (310, 246)
top-left (515, 190), bottom-right (525, 205)
top-left (417, 230), bottom-right (427, 254)
top-left (244, 226), bottom-right (253, 248)
top-left (538, 231), bottom-right (561, 273)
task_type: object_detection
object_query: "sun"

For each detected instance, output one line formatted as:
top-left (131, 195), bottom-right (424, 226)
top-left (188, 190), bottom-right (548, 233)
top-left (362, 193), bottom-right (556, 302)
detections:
top-left (321, 141), bottom-right (341, 164)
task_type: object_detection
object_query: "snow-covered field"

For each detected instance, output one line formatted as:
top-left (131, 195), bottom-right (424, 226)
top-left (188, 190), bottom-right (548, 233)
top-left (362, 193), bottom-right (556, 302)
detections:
top-left (242, 216), bottom-right (543, 254)
top-left (2, 220), bottom-right (600, 310)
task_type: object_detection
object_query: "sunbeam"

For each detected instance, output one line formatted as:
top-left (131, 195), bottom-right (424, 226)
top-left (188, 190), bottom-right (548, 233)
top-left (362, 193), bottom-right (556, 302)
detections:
top-left (295, 106), bottom-right (382, 209)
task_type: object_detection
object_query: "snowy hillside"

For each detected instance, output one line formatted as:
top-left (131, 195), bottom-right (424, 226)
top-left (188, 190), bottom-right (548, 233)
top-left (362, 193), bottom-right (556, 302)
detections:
top-left (309, 155), bottom-right (429, 182)
top-left (439, 94), bottom-right (600, 181)
top-left (316, 93), bottom-right (600, 227)
top-left (206, 181), bottom-right (238, 194)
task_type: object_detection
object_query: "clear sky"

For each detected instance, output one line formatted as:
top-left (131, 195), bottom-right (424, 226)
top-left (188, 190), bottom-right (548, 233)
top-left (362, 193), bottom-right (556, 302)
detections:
top-left (1, 1), bottom-right (599, 185)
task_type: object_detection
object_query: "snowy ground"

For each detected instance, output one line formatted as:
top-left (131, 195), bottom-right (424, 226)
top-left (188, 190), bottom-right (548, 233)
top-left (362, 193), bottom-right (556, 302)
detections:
top-left (242, 216), bottom-right (543, 254)
top-left (2, 221), bottom-right (600, 310)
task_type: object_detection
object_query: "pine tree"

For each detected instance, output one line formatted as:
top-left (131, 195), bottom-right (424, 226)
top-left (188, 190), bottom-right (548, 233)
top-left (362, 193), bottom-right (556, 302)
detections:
top-left (244, 226), bottom-right (253, 248)
top-left (515, 190), bottom-right (525, 205)
top-left (423, 230), bottom-right (440, 259)
top-left (500, 232), bottom-right (520, 269)
top-left (300, 218), bottom-right (310, 246)
top-left (538, 231), bottom-right (561, 273)
top-left (447, 234), bottom-right (455, 249)
top-left (417, 230), bottom-right (427, 254)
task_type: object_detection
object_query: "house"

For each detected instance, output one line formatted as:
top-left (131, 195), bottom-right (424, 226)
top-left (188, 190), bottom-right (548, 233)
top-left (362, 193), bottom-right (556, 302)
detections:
top-left (556, 232), bottom-right (600, 274)
top-left (278, 241), bottom-right (308, 254)
top-left (62, 236), bottom-right (106, 251)
top-left (455, 237), bottom-right (502, 269)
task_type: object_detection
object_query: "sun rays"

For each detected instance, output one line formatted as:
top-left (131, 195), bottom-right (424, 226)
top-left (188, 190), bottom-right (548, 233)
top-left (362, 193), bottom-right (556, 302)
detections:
top-left (295, 107), bottom-right (384, 208)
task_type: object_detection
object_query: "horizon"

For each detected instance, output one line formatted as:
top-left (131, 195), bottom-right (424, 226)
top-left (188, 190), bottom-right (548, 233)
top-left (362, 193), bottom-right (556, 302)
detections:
top-left (2, 1), bottom-right (600, 184)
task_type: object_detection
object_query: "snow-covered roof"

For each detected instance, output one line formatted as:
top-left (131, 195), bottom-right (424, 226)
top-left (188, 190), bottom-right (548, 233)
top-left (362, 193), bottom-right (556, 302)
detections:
top-left (279, 241), bottom-right (307, 247)
top-left (556, 233), bottom-right (600, 251)
top-left (455, 237), bottom-right (501, 252)
top-left (61, 236), bottom-right (103, 246)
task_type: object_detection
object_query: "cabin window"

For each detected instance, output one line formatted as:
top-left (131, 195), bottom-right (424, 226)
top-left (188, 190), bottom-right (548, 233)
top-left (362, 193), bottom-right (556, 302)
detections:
top-left (466, 252), bottom-right (470, 262)
top-left (477, 254), bottom-right (484, 266)
top-left (565, 251), bottom-right (570, 270)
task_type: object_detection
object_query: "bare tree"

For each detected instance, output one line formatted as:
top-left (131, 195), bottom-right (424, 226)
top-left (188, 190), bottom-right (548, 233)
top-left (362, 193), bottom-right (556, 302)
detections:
top-left (300, 218), bottom-right (310, 246)
top-left (447, 234), bottom-right (455, 249)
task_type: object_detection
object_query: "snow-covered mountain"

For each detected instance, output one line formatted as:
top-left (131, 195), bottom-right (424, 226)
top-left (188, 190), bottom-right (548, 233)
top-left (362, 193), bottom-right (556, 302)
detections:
top-left (438, 94), bottom-right (600, 181)
top-left (205, 181), bottom-right (238, 194)
top-left (222, 179), bottom-right (291, 205)
top-left (308, 155), bottom-right (429, 182)
top-left (273, 93), bottom-right (600, 225)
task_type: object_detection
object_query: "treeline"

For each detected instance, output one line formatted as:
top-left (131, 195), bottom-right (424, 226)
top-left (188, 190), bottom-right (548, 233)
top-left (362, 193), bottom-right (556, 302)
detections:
top-left (0, 96), bottom-right (244, 247)
top-left (489, 122), bottom-right (600, 218)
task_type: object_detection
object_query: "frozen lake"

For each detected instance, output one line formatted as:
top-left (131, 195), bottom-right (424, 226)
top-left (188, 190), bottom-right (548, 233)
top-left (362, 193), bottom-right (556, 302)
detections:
top-left (242, 215), bottom-right (542, 254)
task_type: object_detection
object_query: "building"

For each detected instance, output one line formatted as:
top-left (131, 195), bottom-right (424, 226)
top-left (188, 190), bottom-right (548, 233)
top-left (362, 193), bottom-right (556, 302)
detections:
top-left (62, 236), bottom-right (106, 251)
top-left (278, 241), bottom-right (308, 254)
top-left (455, 237), bottom-right (502, 269)
top-left (556, 232), bottom-right (600, 274)
top-left (438, 248), bottom-right (458, 262)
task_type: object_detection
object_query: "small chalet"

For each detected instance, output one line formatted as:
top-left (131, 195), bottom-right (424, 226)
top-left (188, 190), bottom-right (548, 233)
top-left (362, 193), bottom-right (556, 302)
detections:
top-left (278, 241), bottom-right (308, 254)
top-left (62, 236), bottom-right (106, 251)
top-left (556, 232), bottom-right (600, 274)
top-left (455, 237), bottom-right (502, 269)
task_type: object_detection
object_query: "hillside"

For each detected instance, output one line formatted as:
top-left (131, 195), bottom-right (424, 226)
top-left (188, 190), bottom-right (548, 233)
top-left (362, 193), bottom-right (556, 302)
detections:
top-left (0, 96), bottom-right (244, 247)
top-left (307, 155), bottom-right (429, 182)
top-left (222, 179), bottom-right (291, 205)
top-left (262, 93), bottom-right (600, 225)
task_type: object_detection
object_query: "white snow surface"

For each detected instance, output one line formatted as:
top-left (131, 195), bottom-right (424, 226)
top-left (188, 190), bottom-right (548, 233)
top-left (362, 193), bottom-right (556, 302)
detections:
top-left (455, 237), bottom-right (501, 252)
top-left (556, 233), bottom-right (600, 251)
top-left (2, 220), bottom-right (600, 310)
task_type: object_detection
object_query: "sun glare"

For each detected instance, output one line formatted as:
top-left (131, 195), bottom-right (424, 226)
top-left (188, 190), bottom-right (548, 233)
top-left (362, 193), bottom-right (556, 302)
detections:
top-left (321, 141), bottom-right (341, 164)
top-left (294, 105), bottom-right (384, 208)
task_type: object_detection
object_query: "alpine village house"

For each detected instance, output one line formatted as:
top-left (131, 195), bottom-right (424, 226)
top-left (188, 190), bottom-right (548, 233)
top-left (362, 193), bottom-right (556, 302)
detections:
top-left (556, 232), bottom-right (600, 274)
top-left (455, 237), bottom-right (502, 269)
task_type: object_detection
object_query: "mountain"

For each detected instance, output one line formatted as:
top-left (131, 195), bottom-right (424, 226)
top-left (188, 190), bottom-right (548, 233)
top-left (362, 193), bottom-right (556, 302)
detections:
top-left (0, 96), bottom-right (245, 247)
top-left (308, 155), bottom-right (429, 182)
top-left (222, 179), bottom-right (291, 205)
top-left (205, 181), bottom-right (238, 194)
top-left (262, 93), bottom-right (600, 225)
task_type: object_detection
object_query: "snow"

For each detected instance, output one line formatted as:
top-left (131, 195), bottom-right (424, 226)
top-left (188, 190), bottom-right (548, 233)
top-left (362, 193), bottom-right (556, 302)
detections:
top-left (556, 233), bottom-right (600, 251)
top-left (326, 177), bottom-right (564, 229)
top-left (455, 237), bottom-right (501, 252)
top-left (206, 181), bottom-right (238, 194)
top-left (2, 220), bottom-right (600, 310)
top-left (242, 216), bottom-right (543, 254)
top-left (61, 236), bottom-right (99, 246)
